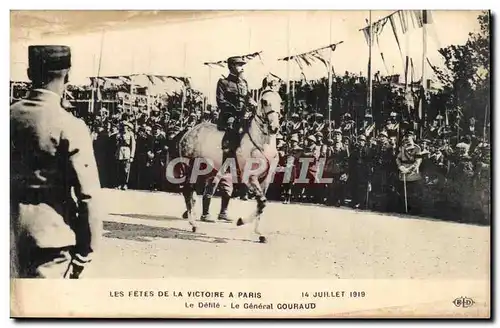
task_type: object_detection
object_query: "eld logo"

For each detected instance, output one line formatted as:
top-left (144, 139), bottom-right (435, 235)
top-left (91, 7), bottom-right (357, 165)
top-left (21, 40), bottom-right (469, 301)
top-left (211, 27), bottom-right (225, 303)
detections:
top-left (453, 297), bottom-right (475, 308)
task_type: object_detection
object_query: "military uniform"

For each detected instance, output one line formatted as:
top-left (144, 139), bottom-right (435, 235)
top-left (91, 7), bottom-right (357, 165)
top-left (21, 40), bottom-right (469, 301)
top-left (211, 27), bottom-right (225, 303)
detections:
top-left (201, 56), bottom-right (256, 222)
top-left (326, 129), bottom-right (349, 206)
top-left (348, 135), bottom-right (372, 209)
top-left (340, 113), bottom-right (355, 137)
top-left (395, 131), bottom-right (423, 214)
top-left (115, 121), bottom-right (136, 190)
top-left (371, 131), bottom-right (395, 210)
top-left (10, 45), bottom-right (102, 278)
top-left (151, 125), bottom-right (168, 191)
top-left (216, 57), bottom-right (256, 135)
top-left (283, 134), bottom-right (303, 204)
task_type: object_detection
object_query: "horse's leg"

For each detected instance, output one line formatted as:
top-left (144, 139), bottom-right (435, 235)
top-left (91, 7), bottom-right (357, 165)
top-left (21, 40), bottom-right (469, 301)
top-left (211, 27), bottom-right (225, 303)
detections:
top-left (182, 183), bottom-right (198, 232)
top-left (253, 179), bottom-right (271, 243)
top-left (236, 175), bottom-right (267, 243)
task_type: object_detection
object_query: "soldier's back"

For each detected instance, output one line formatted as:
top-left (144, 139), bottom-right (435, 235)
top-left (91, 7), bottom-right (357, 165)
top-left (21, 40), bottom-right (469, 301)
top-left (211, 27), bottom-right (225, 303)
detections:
top-left (11, 89), bottom-right (96, 249)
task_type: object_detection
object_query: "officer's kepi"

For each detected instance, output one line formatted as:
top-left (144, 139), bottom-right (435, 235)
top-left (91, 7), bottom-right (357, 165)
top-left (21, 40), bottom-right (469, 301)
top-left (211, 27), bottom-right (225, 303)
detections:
top-left (28, 45), bottom-right (71, 71)
top-left (227, 56), bottom-right (246, 66)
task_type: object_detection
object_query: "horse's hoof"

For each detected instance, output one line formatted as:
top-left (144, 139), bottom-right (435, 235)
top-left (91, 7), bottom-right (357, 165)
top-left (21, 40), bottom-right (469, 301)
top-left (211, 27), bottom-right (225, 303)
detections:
top-left (192, 226), bottom-right (197, 233)
top-left (236, 218), bottom-right (244, 226)
top-left (259, 236), bottom-right (267, 243)
top-left (182, 211), bottom-right (188, 219)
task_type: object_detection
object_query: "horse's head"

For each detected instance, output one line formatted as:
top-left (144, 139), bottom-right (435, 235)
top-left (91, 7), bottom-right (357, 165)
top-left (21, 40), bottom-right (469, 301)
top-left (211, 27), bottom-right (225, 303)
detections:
top-left (256, 89), bottom-right (282, 135)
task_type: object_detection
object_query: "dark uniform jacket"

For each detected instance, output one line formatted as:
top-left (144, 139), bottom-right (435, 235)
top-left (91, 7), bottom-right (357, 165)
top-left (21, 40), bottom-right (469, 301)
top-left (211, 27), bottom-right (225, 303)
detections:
top-left (10, 89), bottom-right (102, 257)
top-left (216, 73), bottom-right (252, 131)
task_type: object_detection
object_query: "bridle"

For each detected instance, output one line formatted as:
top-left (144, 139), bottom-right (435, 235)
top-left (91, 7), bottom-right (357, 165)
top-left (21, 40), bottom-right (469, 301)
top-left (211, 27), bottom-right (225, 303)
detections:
top-left (253, 89), bottom-right (280, 136)
top-left (246, 89), bottom-right (280, 154)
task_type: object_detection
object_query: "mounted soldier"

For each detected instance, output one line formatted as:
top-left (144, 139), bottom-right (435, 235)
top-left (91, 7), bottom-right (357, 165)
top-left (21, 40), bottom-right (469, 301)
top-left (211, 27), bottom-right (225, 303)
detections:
top-left (216, 56), bottom-right (258, 166)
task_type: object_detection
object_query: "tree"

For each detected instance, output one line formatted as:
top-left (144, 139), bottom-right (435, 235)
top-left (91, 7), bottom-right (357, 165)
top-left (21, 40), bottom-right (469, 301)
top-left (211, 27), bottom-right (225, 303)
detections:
top-left (434, 10), bottom-right (490, 139)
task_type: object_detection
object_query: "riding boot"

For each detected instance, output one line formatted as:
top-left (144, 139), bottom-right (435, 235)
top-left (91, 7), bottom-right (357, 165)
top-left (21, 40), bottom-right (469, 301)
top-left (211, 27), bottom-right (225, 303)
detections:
top-left (201, 196), bottom-right (215, 222)
top-left (218, 195), bottom-right (233, 222)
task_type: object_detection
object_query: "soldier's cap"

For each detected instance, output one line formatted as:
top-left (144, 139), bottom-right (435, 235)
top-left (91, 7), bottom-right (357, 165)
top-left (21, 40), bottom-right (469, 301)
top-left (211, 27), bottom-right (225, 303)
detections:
top-left (343, 113), bottom-right (351, 118)
top-left (365, 113), bottom-right (373, 118)
top-left (480, 143), bottom-right (490, 150)
top-left (358, 135), bottom-right (367, 141)
top-left (189, 112), bottom-right (197, 117)
top-left (123, 121), bottom-right (134, 130)
top-left (379, 131), bottom-right (389, 138)
top-left (334, 128), bottom-right (342, 134)
top-left (456, 142), bottom-right (469, 149)
top-left (290, 135), bottom-right (299, 142)
top-left (291, 113), bottom-right (300, 118)
top-left (404, 130), bottom-right (415, 137)
top-left (435, 114), bottom-right (444, 120)
top-left (315, 113), bottom-right (324, 118)
top-left (390, 111), bottom-right (397, 117)
top-left (153, 123), bottom-right (162, 129)
top-left (421, 139), bottom-right (430, 144)
top-left (227, 117), bottom-right (235, 123)
top-left (227, 56), bottom-right (246, 66)
top-left (307, 135), bottom-right (317, 142)
top-left (315, 131), bottom-right (323, 137)
top-left (276, 133), bottom-right (284, 140)
top-left (28, 45), bottom-right (71, 71)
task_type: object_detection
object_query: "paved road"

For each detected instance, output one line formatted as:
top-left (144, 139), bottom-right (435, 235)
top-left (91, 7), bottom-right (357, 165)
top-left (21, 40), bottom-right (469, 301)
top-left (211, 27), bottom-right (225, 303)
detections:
top-left (85, 189), bottom-right (490, 280)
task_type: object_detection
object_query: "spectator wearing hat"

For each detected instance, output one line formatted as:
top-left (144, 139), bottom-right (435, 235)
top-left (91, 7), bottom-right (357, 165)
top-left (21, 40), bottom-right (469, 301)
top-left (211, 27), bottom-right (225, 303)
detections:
top-left (283, 134), bottom-right (303, 204)
top-left (348, 134), bottom-right (373, 209)
top-left (385, 112), bottom-right (400, 139)
top-left (340, 113), bottom-right (355, 137)
top-left (473, 142), bottom-right (490, 220)
top-left (325, 128), bottom-right (349, 207)
top-left (11, 45), bottom-right (102, 278)
top-left (302, 135), bottom-right (322, 203)
top-left (371, 130), bottom-right (397, 211)
top-left (361, 112), bottom-right (376, 138)
top-left (396, 130), bottom-right (423, 214)
top-left (202, 109), bottom-right (212, 123)
top-left (312, 113), bottom-right (325, 134)
top-left (151, 123), bottom-right (168, 191)
top-left (132, 124), bottom-right (154, 190)
top-left (287, 113), bottom-right (302, 135)
top-left (115, 121), bottom-right (136, 190)
top-left (448, 142), bottom-right (475, 216)
top-left (185, 112), bottom-right (198, 129)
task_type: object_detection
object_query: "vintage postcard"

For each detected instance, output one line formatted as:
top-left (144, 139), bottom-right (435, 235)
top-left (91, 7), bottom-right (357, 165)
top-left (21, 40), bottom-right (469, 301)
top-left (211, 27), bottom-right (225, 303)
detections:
top-left (10, 9), bottom-right (490, 318)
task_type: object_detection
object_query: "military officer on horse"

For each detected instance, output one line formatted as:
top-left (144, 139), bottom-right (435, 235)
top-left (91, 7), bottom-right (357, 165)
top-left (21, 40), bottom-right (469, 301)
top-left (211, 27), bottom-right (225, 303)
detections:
top-left (199, 56), bottom-right (258, 223)
top-left (216, 56), bottom-right (258, 162)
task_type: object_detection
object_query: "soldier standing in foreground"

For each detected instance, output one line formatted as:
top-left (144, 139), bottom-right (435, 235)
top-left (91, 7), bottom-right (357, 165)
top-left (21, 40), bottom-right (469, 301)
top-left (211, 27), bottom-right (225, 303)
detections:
top-left (395, 130), bottom-right (423, 214)
top-left (10, 45), bottom-right (102, 278)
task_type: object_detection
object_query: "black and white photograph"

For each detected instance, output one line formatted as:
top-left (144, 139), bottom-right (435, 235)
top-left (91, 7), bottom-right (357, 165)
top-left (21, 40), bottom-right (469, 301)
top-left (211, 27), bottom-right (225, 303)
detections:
top-left (9, 9), bottom-right (491, 318)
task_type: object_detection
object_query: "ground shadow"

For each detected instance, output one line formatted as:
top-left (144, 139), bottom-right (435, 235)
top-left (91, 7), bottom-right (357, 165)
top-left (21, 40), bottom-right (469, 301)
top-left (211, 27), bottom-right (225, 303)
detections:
top-left (103, 220), bottom-right (228, 244)
top-left (109, 213), bottom-right (185, 222)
